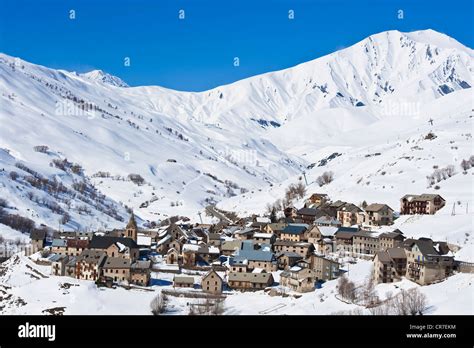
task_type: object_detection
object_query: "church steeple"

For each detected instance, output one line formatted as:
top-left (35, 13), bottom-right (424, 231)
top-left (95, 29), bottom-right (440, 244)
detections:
top-left (125, 212), bottom-right (138, 241)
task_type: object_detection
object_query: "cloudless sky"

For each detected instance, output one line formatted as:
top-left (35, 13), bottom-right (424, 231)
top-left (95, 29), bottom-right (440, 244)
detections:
top-left (0, 0), bottom-right (472, 91)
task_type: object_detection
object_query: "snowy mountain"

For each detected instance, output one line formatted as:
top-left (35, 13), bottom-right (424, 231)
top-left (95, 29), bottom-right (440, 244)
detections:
top-left (80, 70), bottom-right (129, 88)
top-left (0, 29), bottom-right (472, 234)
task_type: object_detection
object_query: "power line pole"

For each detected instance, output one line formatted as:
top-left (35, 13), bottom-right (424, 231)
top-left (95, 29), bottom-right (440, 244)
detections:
top-left (451, 203), bottom-right (456, 216)
top-left (198, 211), bottom-right (203, 224)
top-left (302, 171), bottom-right (308, 186)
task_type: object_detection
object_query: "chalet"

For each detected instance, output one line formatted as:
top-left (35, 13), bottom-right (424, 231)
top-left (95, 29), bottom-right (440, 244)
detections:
top-left (337, 203), bottom-right (364, 227)
top-left (182, 243), bottom-right (220, 266)
top-left (324, 200), bottom-right (348, 218)
top-left (284, 206), bottom-right (297, 219)
top-left (304, 254), bottom-right (340, 281)
top-left (201, 269), bottom-right (223, 294)
top-left (305, 225), bottom-right (321, 245)
top-left (364, 204), bottom-right (394, 226)
top-left (220, 240), bottom-right (242, 256)
top-left (276, 252), bottom-right (303, 270)
top-left (50, 254), bottom-right (69, 276)
top-left (30, 230), bottom-right (46, 251)
top-left (130, 260), bottom-right (151, 286)
top-left (273, 240), bottom-right (314, 258)
top-left (295, 208), bottom-right (318, 224)
top-left (207, 233), bottom-right (222, 247)
top-left (227, 271), bottom-right (273, 290)
top-left (400, 194), bottom-right (446, 215)
top-left (334, 231), bottom-right (355, 252)
top-left (404, 238), bottom-right (454, 285)
top-left (378, 231), bottom-right (405, 250)
top-left (166, 248), bottom-right (179, 264)
top-left (280, 266), bottom-right (316, 293)
top-left (373, 247), bottom-right (407, 283)
top-left (252, 232), bottom-right (276, 245)
top-left (75, 250), bottom-right (107, 281)
top-left (233, 228), bottom-right (256, 241)
top-left (88, 236), bottom-right (139, 260)
top-left (266, 223), bottom-right (288, 237)
top-left (308, 193), bottom-right (329, 206)
top-left (280, 224), bottom-right (309, 242)
top-left (51, 239), bottom-right (68, 255)
top-left (173, 276), bottom-right (195, 288)
top-left (352, 230), bottom-right (380, 255)
top-left (102, 257), bottom-right (131, 283)
top-left (65, 239), bottom-right (89, 257)
top-left (233, 241), bottom-right (277, 272)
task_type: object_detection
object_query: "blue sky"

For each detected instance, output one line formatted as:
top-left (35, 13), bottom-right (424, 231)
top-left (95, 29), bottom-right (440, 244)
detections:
top-left (0, 0), bottom-right (472, 91)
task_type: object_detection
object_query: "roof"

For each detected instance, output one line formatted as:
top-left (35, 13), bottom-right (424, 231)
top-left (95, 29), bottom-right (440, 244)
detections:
top-left (387, 247), bottom-right (406, 259)
top-left (375, 251), bottom-right (392, 263)
top-left (253, 232), bottom-right (274, 239)
top-left (267, 223), bottom-right (287, 232)
top-left (353, 230), bottom-right (378, 239)
top-left (89, 236), bottom-right (138, 250)
top-left (337, 227), bottom-right (359, 233)
top-left (30, 230), bottom-right (46, 240)
top-left (338, 203), bottom-right (363, 213)
top-left (173, 276), bottom-right (194, 284)
top-left (221, 240), bottom-right (242, 251)
top-left (131, 260), bottom-right (151, 269)
top-left (365, 203), bottom-right (393, 212)
top-left (234, 248), bottom-right (275, 263)
top-left (379, 232), bottom-right (405, 240)
top-left (318, 226), bottom-right (339, 237)
top-left (296, 208), bottom-right (318, 216)
top-left (314, 216), bottom-right (341, 225)
top-left (335, 231), bottom-right (355, 240)
top-left (276, 251), bottom-right (303, 259)
top-left (282, 224), bottom-right (309, 235)
top-left (136, 235), bottom-right (152, 246)
top-left (66, 239), bottom-right (89, 248)
top-left (77, 250), bottom-right (107, 264)
top-left (410, 239), bottom-right (440, 257)
top-left (228, 272), bottom-right (273, 284)
top-left (202, 269), bottom-right (222, 281)
top-left (401, 194), bottom-right (445, 202)
top-left (274, 240), bottom-right (312, 247)
top-left (102, 257), bottom-right (131, 269)
top-left (52, 239), bottom-right (67, 247)
top-left (208, 233), bottom-right (221, 240)
top-left (49, 254), bottom-right (68, 262)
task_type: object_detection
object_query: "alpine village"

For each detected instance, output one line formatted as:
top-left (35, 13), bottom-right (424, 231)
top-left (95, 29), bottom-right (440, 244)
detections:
top-left (27, 191), bottom-right (472, 314)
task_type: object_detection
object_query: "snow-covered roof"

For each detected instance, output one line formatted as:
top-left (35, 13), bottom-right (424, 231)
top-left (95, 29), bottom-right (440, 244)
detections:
top-left (253, 232), bottom-right (273, 239)
top-left (157, 234), bottom-right (171, 246)
top-left (136, 235), bottom-right (152, 246)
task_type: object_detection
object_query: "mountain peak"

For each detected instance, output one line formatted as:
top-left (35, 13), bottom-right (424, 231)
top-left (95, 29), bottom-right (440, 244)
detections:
top-left (80, 69), bottom-right (129, 88)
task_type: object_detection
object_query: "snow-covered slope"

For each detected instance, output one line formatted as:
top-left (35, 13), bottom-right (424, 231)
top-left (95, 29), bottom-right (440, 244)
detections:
top-left (0, 29), bottom-right (472, 233)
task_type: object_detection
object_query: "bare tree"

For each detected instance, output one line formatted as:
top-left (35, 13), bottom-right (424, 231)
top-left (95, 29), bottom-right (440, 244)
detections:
top-left (461, 159), bottom-right (470, 172)
top-left (150, 294), bottom-right (167, 315)
top-left (316, 171), bottom-right (334, 186)
top-left (406, 288), bottom-right (428, 315)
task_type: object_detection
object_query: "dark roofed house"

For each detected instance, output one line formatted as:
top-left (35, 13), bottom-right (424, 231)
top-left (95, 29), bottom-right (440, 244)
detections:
top-left (296, 208), bottom-right (318, 224)
top-left (280, 223), bottom-right (310, 242)
top-left (102, 257), bottom-right (131, 283)
top-left (227, 271), bottom-right (274, 290)
top-left (30, 230), bottom-right (47, 251)
top-left (88, 236), bottom-right (139, 260)
top-left (404, 238), bottom-right (454, 285)
top-left (364, 203), bottom-right (394, 226)
top-left (373, 247), bottom-right (407, 283)
top-left (400, 194), bottom-right (446, 215)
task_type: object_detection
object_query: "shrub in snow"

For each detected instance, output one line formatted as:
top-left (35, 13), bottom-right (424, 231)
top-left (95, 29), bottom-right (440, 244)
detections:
top-left (33, 145), bottom-right (49, 153)
top-left (316, 171), bottom-right (334, 187)
top-left (150, 294), bottom-right (167, 315)
top-left (9, 171), bottom-right (19, 180)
